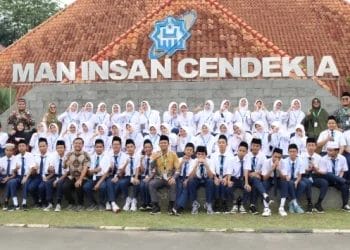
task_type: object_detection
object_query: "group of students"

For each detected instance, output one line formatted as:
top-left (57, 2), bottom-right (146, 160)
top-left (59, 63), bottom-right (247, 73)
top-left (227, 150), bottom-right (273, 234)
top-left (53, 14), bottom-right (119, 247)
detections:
top-left (1, 94), bottom-right (350, 216)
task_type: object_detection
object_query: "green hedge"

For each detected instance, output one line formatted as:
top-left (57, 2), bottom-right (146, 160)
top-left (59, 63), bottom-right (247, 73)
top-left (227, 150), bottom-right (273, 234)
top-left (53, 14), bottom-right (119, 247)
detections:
top-left (0, 87), bottom-right (16, 114)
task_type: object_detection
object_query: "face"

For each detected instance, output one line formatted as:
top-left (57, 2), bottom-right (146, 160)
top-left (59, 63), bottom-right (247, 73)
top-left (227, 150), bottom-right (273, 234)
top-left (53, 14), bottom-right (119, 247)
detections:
top-left (126, 124), bottom-right (133, 133)
top-left (159, 140), bottom-right (169, 151)
top-left (233, 126), bottom-right (241, 135)
top-left (111, 125), bottom-right (119, 135)
top-left (39, 141), bottom-right (48, 155)
top-left (85, 103), bottom-right (92, 112)
top-left (296, 128), bottom-right (303, 137)
top-left (126, 103), bottom-right (133, 112)
top-left (201, 125), bottom-right (209, 134)
top-left (126, 143), bottom-right (135, 155)
top-left (219, 125), bottom-right (227, 134)
top-left (49, 104), bottom-right (56, 113)
top-left (240, 99), bottom-right (247, 106)
top-left (69, 124), bottom-right (76, 133)
top-left (276, 102), bottom-right (282, 110)
top-left (306, 142), bottom-right (316, 153)
top-left (95, 143), bottom-right (104, 154)
top-left (82, 123), bottom-right (88, 132)
top-left (180, 105), bottom-right (187, 113)
top-left (256, 101), bottom-right (262, 108)
top-left (17, 122), bottom-right (24, 131)
top-left (223, 101), bottom-right (229, 109)
top-left (312, 99), bottom-right (320, 108)
top-left (271, 125), bottom-right (279, 133)
top-left (141, 102), bottom-right (148, 110)
top-left (218, 139), bottom-right (227, 152)
top-left (327, 119), bottom-right (337, 130)
top-left (196, 151), bottom-right (206, 159)
top-left (160, 126), bottom-right (167, 134)
top-left (288, 148), bottom-right (298, 159)
top-left (171, 104), bottom-right (177, 112)
top-left (99, 104), bottom-right (106, 112)
top-left (272, 153), bottom-right (282, 163)
top-left (255, 124), bottom-right (262, 132)
top-left (112, 140), bottom-right (121, 153)
top-left (251, 143), bottom-right (261, 155)
top-left (113, 105), bottom-right (119, 113)
top-left (70, 103), bottom-right (78, 112)
top-left (98, 126), bottom-right (104, 135)
top-left (18, 143), bottom-right (27, 154)
top-left (56, 145), bottom-right (65, 155)
top-left (184, 146), bottom-right (194, 157)
top-left (18, 101), bottom-right (26, 111)
top-left (341, 96), bottom-right (350, 107)
top-left (327, 148), bottom-right (338, 158)
top-left (143, 143), bottom-right (153, 155)
top-left (50, 125), bottom-right (57, 133)
top-left (150, 126), bottom-right (157, 135)
top-left (37, 123), bottom-right (45, 132)
top-left (5, 147), bottom-right (14, 158)
top-left (73, 139), bottom-right (83, 151)
top-left (237, 146), bottom-right (248, 159)
top-left (205, 102), bottom-right (211, 110)
top-left (293, 100), bottom-right (300, 109)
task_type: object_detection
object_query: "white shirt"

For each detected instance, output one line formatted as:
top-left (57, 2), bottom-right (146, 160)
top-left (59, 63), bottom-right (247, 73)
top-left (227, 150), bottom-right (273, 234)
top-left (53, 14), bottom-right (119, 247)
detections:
top-left (0, 155), bottom-right (16, 176)
top-left (15, 152), bottom-right (35, 176)
top-left (269, 132), bottom-right (290, 155)
top-left (190, 158), bottom-right (215, 179)
top-left (290, 135), bottom-right (307, 155)
top-left (194, 111), bottom-right (215, 133)
top-left (213, 111), bottom-right (233, 133)
top-left (47, 152), bottom-right (67, 177)
top-left (194, 133), bottom-right (215, 156)
top-left (139, 110), bottom-right (160, 134)
top-left (33, 153), bottom-right (51, 177)
top-left (318, 154), bottom-right (348, 176)
top-left (108, 150), bottom-right (128, 177)
top-left (317, 129), bottom-right (346, 152)
top-left (231, 154), bottom-right (250, 179)
top-left (139, 155), bottom-right (153, 177)
top-left (300, 152), bottom-right (322, 174)
top-left (261, 158), bottom-right (282, 178)
top-left (46, 133), bottom-right (61, 152)
top-left (267, 111), bottom-right (288, 130)
top-left (178, 112), bottom-right (195, 132)
top-left (178, 157), bottom-right (195, 177)
top-left (90, 152), bottom-right (111, 180)
top-left (211, 151), bottom-right (235, 177)
top-left (287, 110), bottom-right (305, 133)
top-left (246, 151), bottom-right (266, 173)
top-left (233, 110), bottom-right (251, 132)
top-left (280, 157), bottom-right (305, 179)
top-left (251, 110), bottom-right (269, 130)
top-left (123, 154), bottom-right (141, 177)
top-left (0, 132), bottom-right (9, 149)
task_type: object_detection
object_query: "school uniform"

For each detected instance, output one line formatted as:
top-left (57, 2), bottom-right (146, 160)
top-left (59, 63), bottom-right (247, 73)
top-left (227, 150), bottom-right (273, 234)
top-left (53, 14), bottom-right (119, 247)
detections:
top-left (0, 155), bottom-right (17, 205)
top-left (78, 111), bottom-right (96, 128)
top-left (194, 111), bottom-right (215, 134)
top-left (29, 133), bottom-right (47, 154)
top-left (229, 133), bottom-right (252, 155)
top-left (58, 111), bottom-right (79, 134)
top-left (178, 112), bottom-right (195, 133)
top-left (252, 132), bottom-right (269, 156)
top-left (0, 132), bottom-right (9, 157)
top-left (267, 110), bottom-right (288, 131)
top-left (213, 111), bottom-right (233, 134)
top-left (15, 152), bottom-right (35, 205)
top-left (341, 130), bottom-right (350, 180)
top-left (33, 152), bottom-right (51, 206)
top-left (139, 110), bottom-right (160, 135)
top-left (194, 133), bottom-right (215, 156)
top-left (143, 134), bottom-right (160, 152)
top-left (139, 155), bottom-right (153, 208)
top-left (94, 112), bottom-right (110, 129)
top-left (233, 109), bottom-right (252, 132)
top-left (287, 110), bottom-right (305, 134)
top-left (251, 110), bottom-right (269, 131)
top-left (47, 133), bottom-right (60, 153)
top-left (62, 132), bottom-right (78, 152)
top-left (290, 135), bottom-right (307, 155)
top-left (317, 129), bottom-right (346, 154)
top-left (269, 132), bottom-right (290, 156)
top-left (261, 158), bottom-right (286, 199)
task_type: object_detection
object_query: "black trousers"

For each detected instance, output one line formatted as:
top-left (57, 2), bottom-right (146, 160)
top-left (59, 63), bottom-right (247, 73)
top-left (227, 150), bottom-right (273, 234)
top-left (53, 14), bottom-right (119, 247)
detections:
top-left (62, 177), bottom-right (87, 206)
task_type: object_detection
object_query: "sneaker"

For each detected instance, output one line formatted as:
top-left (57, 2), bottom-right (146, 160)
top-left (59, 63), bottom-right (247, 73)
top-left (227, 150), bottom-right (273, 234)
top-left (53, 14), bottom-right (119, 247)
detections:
top-left (66, 204), bottom-right (75, 211)
top-left (2, 201), bottom-right (9, 211)
top-left (168, 201), bottom-right (175, 215)
top-left (123, 197), bottom-right (132, 212)
top-left (43, 203), bottom-right (53, 212)
top-left (230, 205), bottom-right (238, 214)
top-left (262, 207), bottom-right (271, 217)
top-left (171, 207), bottom-right (179, 216)
top-left (139, 204), bottom-right (147, 211)
top-left (342, 204), bottom-right (350, 212)
top-left (294, 204), bottom-right (305, 214)
top-left (313, 202), bottom-right (324, 214)
top-left (239, 205), bottom-right (247, 214)
top-left (279, 207), bottom-right (288, 217)
top-left (249, 205), bottom-right (259, 215)
top-left (206, 203), bottom-right (214, 215)
top-left (86, 204), bottom-right (97, 211)
top-left (74, 205), bottom-right (84, 212)
top-left (54, 204), bottom-right (61, 212)
top-left (112, 203), bottom-right (120, 213)
top-left (222, 201), bottom-right (229, 214)
top-left (22, 204), bottom-right (28, 211)
top-left (264, 195), bottom-right (274, 205)
top-left (288, 202), bottom-right (295, 213)
top-left (130, 198), bottom-right (137, 212)
top-left (105, 202), bottom-right (112, 211)
top-left (306, 202), bottom-right (313, 213)
top-left (146, 204), bottom-right (153, 210)
top-left (191, 200), bottom-right (200, 215)
top-left (150, 204), bottom-right (161, 215)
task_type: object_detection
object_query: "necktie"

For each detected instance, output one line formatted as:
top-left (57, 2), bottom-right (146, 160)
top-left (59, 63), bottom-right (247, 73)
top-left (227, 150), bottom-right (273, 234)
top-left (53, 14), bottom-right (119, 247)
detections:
top-left (200, 164), bottom-right (205, 178)
top-left (307, 157), bottom-right (312, 177)
top-left (6, 158), bottom-right (11, 176)
top-left (251, 156), bottom-right (256, 172)
top-left (21, 156), bottom-right (25, 176)
top-left (113, 155), bottom-right (118, 176)
top-left (273, 168), bottom-right (278, 196)
top-left (220, 155), bottom-right (224, 177)
top-left (240, 160), bottom-right (244, 179)
top-left (39, 156), bottom-right (44, 175)
top-left (58, 158), bottom-right (63, 177)
top-left (145, 158), bottom-right (150, 176)
top-left (182, 161), bottom-right (188, 177)
top-left (331, 159), bottom-right (336, 175)
top-left (130, 157), bottom-right (134, 176)
top-left (96, 156), bottom-right (100, 168)
top-left (331, 130), bottom-right (334, 138)
top-left (291, 162), bottom-right (295, 180)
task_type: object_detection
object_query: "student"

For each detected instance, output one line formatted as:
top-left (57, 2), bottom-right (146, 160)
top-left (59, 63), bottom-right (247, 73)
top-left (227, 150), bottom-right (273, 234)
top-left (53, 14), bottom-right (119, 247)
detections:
top-left (0, 122), bottom-right (9, 157)
top-left (47, 123), bottom-right (61, 153)
top-left (138, 100), bottom-right (160, 135)
top-left (92, 124), bottom-right (109, 148)
top-left (94, 102), bottom-right (110, 128)
top-left (58, 102), bottom-right (79, 134)
top-left (109, 104), bottom-right (124, 130)
top-left (0, 143), bottom-right (17, 210)
top-left (252, 121), bottom-right (269, 156)
top-left (300, 138), bottom-right (329, 213)
top-left (261, 148), bottom-right (288, 216)
top-left (213, 100), bottom-right (233, 133)
top-left (44, 140), bottom-right (68, 212)
top-left (176, 126), bottom-right (195, 157)
top-left (268, 121), bottom-right (290, 157)
top-left (149, 135), bottom-right (179, 215)
top-left (83, 139), bottom-right (110, 211)
top-left (194, 100), bottom-right (215, 134)
top-left (317, 116), bottom-right (346, 155)
top-left (233, 98), bottom-right (251, 132)
top-left (29, 122), bottom-right (48, 154)
top-left (61, 122), bottom-right (79, 151)
top-left (78, 102), bottom-right (95, 127)
top-left (173, 142), bottom-right (195, 214)
top-left (246, 138), bottom-right (272, 216)
top-left (229, 122), bottom-right (252, 154)
top-left (163, 102), bottom-right (180, 133)
top-left (178, 102), bottom-right (195, 134)
top-left (160, 123), bottom-right (178, 152)
top-left (136, 139), bottom-right (154, 211)
top-left (195, 123), bottom-right (215, 157)
top-left (280, 144), bottom-right (306, 214)
top-left (229, 141), bottom-right (251, 214)
top-left (106, 136), bottom-right (127, 213)
top-left (188, 146), bottom-right (215, 214)
top-left (211, 135), bottom-right (234, 213)
top-left (62, 137), bottom-right (90, 211)
top-left (290, 124), bottom-right (307, 155)
top-left (318, 142), bottom-right (350, 212)
top-left (250, 99), bottom-right (269, 131)
top-left (267, 100), bottom-right (288, 131)
top-left (123, 123), bottom-right (143, 153)
top-left (144, 124), bottom-right (160, 152)
top-left (287, 99), bottom-right (305, 134)
top-left (122, 100), bottom-right (140, 131)
top-left (78, 122), bottom-right (94, 154)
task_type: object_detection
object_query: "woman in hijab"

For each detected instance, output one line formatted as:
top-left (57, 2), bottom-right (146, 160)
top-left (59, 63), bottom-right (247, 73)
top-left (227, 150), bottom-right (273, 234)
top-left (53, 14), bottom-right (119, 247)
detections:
top-left (267, 100), bottom-right (288, 131)
top-left (268, 121), bottom-right (290, 157)
top-left (78, 122), bottom-right (94, 154)
top-left (79, 102), bottom-right (95, 128)
top-left (139, 100), bottom-right (160, 135)
top-left (195, 123), bottom-right (215, 156)
top-left (61, 122), bottom-right (79, 151)
top-left (213, 122), bottom-right (232, 152)
top-left (163, 101), bottom-right (180, 133)
top-left (122, 100), bottom-right (140, 131)
top-left (42, 102), bottom-right (61, 132)
top-left (29, 122), bottom-right (48, 154)
top-left (144, 124), bottom-right (160, 152)
top-left (229, 122), bottom-right (252, 154)
top-left (213, 100), bottom-right (233, 134)
top-left (178, 102), bottom-right (194, 134)
top-left (290, 124), bottom-right (307, 155)
top-left (251, 99), bottom-right (269, 131)
top-left (252, 121), bottom-right (269, 156)
top-left (124, 123), bottom-right (143, 152)
top-left (58, 102), bottom-right (79, 134)
top-left (8, 121), bottom-right (31, 146)
top-left (287, 99), bottom-right (305, 135)
top-left (176, 126), bottom-right (195, 156)
top-left (47, 123), bottom-right (61, 152)
top-left (194, 100), bottom-right (215, 134)
top-left (92, 124), bottom-right (109, 148)
top-left (302, 98), bottom-right (328, 139)
top-left (233, 98), bottom-right (252, 132)
top-left (107, 123), bottom-right (123, 150)
top-left (110, 104), bottom-right (124, 130)
top-left (94, 102), bottom-right (110, 128)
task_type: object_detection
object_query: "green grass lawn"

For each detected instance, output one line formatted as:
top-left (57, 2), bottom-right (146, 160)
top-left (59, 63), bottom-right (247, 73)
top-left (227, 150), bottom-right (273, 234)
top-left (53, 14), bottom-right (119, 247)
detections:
top-left (0, 209), bottom-right (349, 230)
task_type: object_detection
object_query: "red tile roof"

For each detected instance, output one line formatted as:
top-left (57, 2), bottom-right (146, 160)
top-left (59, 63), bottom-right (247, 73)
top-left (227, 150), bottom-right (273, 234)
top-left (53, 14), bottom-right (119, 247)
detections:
top-left (0, 0), bottom-right (348, 97)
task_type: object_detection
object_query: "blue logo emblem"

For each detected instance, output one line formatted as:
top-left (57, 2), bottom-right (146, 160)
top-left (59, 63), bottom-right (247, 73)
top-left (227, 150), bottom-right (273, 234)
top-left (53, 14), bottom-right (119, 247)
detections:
top-left (149, 10), bottom-right (197, 60)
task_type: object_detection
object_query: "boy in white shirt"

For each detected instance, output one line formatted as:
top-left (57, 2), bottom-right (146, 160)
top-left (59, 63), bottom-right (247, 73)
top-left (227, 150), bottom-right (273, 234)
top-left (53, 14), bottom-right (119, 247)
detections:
top-left (0, 122), bottom-right (9, 157)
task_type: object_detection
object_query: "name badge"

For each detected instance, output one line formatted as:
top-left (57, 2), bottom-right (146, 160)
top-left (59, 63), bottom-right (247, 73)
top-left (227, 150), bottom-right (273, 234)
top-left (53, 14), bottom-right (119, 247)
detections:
top-left (93, 175), bottom-right (96, 181)
top-left (314, 122), bottom-right (318, 128)
top-left (346, 120), bottom-right (350, 126)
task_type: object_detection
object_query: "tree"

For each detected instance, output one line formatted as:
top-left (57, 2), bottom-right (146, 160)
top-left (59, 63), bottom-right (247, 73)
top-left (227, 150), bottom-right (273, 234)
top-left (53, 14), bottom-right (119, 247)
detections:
top-left (0, 0), bottom-right (61, 46)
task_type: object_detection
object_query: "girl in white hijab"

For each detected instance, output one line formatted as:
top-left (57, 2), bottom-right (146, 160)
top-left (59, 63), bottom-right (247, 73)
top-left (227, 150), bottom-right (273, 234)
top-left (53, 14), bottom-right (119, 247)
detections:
top-left (163, 102), bottom-right (180, 132)
top-left (61, 122), bottom-right (78, 151)
top-left (29, 122), bottom-right (48, 154)
top-left (47, 123), bottom-right (61, 152)
top-left (229, 122), bottom-right (252, 154)
top-left (194, 100), bottom-right (215, 134)
top-left (251, 99), bottom-right (269, 131)
top-left (178, 102), bottom-right (194, 134)
top-left (58, 102), bottom-right (79, 133)
top-left (290, 124), bottom-right (307, 155)
top-left (195, 123), bottom-right (215, 156)
top-left (287, 99), bottom-right (305, 134)
top-left (233, 98), bottom-right (252, 132)
top-left (124, 123), bottom-right (144, 153)
top-left (252, 121), bottom-right (269, 156)
top-left (268, 121), bottom-right (290, 156)
top-left (213, 100), bottom-right (233, 134)
top-left (94, 102), bottom-right (110, 128)
top-left (267, 100), bottom-right (288, 131)
top-left (177, 126), bottom-right (195, 155)
top-left (92, 124), bottom-right (109, 149)
top-left (139, 100), bottom-right (160, 135)
top-left (78, 102), bottom-right (95, 127)
top-left (160, 123), bottom-right (178, 152)
top-left (78, 121), bottom-right (94, 154)
top-left (110, 104), bottom-right (124, 129)
top-left (122, 100), bottom-right (140, 131)
top-left (144, 124), bottom-right (160, 152)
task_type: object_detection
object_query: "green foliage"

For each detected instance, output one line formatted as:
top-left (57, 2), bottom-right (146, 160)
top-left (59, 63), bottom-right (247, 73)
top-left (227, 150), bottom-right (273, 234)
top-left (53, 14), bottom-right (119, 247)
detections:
top-left (0, 0), bottom-right (61, 46)
top-left (347, 77), bottom-right (350, 86)
top-left (0, 87), bottom-right (16, 114)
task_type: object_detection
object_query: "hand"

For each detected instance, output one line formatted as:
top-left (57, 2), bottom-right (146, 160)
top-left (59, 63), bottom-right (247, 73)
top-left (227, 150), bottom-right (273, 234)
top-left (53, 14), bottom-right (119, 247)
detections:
top-left (214, 177), bottom-right (220, 186)
top-left (227, 180), bottom-right (234, 187)
top-left (75, 179), bottom-right (82, 188)
top-left (168, 177), bottom-right (175, 185)
top-left (95, 167), bottom-right (102, 173)
top-left (151, 152), bottom-right (162, 161)
top-left (183, 179), bottom-right (188, 187)
top-left (132, 178), bottom-right (140, 185)
top-left (93, 183), bottom-right (100, 191)
top-left (42, 176), bottom-right (48, 182)
top-left (1, 177), bottom-right (9, 184)
top-left (112, 176), bottom-right (119, 183)
top-left (294, 181), bottom-right (299, 189)
top-left (21, 177), bottom-right (28, 185)
top-left (244, 184), bottom-right (252, 192)
top-left (53, 180), bottom-right (58, 188)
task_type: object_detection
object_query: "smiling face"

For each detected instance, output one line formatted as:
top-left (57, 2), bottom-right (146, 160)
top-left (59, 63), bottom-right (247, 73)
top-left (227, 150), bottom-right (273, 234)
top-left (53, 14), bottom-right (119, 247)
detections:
top-left (293, 100), bottom-right (300, 110)
top-left (126, 103), bottom-right (133, 112)
top-left (113, 105), bottom-right (119, 113)
top-left (85, 103), bottom-right (93, 112)
top-left (99, 104), bottom-right (106, 112)
top-left (69, 124), bottom-right (76, 133)
top-left (70, 103), bottom-right (78, 112)
top-left (180, 105), bottom-right (187, 113)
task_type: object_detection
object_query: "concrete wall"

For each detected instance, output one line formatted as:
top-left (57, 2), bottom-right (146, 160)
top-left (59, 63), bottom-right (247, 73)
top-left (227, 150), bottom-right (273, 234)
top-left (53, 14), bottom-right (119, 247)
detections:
top-left (0, 79), bottom-right (340, 131)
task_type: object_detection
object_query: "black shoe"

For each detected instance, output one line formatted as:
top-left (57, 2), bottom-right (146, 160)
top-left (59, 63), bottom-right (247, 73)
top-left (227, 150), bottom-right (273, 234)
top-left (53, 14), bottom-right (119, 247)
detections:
top-left (177, 207), bottom-right (184, 215)
top-left (139, 204), bottom-right (147, 211)
top-left (2, 201), bottom-right (9, 211)
top-left (22, 204), bottom-right (28, 211)
top-left (314, 202), bottom-right (325, 214)
top-left (264, 195), bottom-right (274, 205)
top-left (222, 201), bottom-right (229, 214)
top-left (168, 201), bottom-right (175, 215)
top-left (306, 202), bottom-right (313, 213)
top-left (342, 204), bottom-right (350, 212)
top-left (249, 205), bottom-right (259, 215)
top-left (150, 203), bottom-right (161, 215)
top-left (171, 207), bottom-right (179, 216)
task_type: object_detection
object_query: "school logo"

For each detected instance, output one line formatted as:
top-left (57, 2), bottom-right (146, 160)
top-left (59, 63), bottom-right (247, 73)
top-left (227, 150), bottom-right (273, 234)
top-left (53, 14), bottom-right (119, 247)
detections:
top-left (149, 10), bottom-right (197, 60)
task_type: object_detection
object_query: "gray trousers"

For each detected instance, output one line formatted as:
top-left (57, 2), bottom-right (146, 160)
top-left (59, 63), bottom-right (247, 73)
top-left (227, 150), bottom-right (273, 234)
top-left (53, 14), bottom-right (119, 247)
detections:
top-left (149, 178), bottom-right (176, 203)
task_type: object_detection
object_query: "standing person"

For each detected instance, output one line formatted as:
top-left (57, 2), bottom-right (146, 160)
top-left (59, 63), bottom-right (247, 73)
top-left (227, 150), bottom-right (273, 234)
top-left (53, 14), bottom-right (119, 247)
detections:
top-left (251, 99), bottom-right (269, 131)
top-left (178, 103), bottom-right (195, 134)
top-left (287, 99), bottom-right (305, 135)
top-left (122, 100), bottom-right (140, 131)
top-left (148, 135), bottom-right (180, 215)
top-left (29, 122), bottom-right (48, 154)
top-left (58, 102), bottom-right (79, 134)
top-left (42, 103), bottom-right (61, 132)
top-left (302, 98), bottom-right (328, 139)
top-left (0, 122), bottom-right (9, 157)
top-left (267, 100), bottom-right (288, 131)
top-left (78, 102), bottom-right (95, 128)
top-left (194, 100), bottom-right (215, 134)
top-left (109, 104), bottom-right (124, 130)
top-left (163, 102), bottom-right (180, 133)
top-left (213, 100), bottom-right (233, 134)
top-left (188, 146), bottom-right (215, 214)
top-left (94, 102), bottom-right (110, 128)
top-left (8, 98), bottom-right (35, 131)
top-left (334, 92), bottom-right (350, 131)
top-left (233, 98), bottom-right (251, 132)
top-left (47, 123), bottom-right (60, 153)
top-left (138, 101), bottom-right (160, 135)
top-left (62, 137), bottom-right (90, 211)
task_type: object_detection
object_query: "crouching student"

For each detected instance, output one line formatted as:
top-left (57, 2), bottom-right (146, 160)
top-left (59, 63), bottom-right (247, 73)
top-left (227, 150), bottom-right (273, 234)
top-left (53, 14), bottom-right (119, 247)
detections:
top-left (188, 146), bottom-right (215, 214)
top-left (173, 142), bottom-right (195, 215)
top-left (0, 143), bottom-right (18, 210)
top-left (318, 142), bottom-right (350, 212)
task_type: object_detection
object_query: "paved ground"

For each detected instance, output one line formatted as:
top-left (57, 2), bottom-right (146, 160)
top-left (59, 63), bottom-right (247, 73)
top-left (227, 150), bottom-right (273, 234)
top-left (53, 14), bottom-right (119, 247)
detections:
top-left (0, 227), bottom-right (349, 250)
